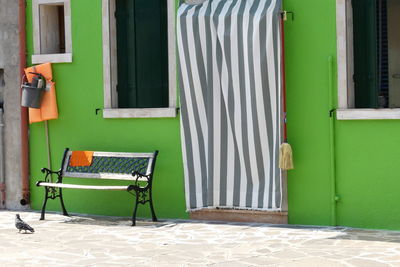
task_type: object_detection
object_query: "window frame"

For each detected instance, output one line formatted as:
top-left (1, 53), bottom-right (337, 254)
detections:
top-left (32, 0), bottom-right (72, 64)
top-left (101, 0), bottom-right (177, 118)
top-left (336, 0), bottom-right (400, 120)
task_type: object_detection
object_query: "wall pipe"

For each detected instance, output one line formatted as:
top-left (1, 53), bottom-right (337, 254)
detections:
top-left (0, 109), bottom-right (5, 208)
top-left (19, 0), bottom-right (30, 206)
top-left (328, 56), bottom-right (338, 226)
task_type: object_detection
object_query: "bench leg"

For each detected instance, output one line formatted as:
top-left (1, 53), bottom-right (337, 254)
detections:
top-left (40, 187), bottom-right (69, 220)
top-left (59, 188), bottom-right (69, 217)
top-left (40, 187), bottom-right (50, 220)
top-left (149, 188), bottom-right (157, 222)
top-left (132, 193), bottom-right (140, 226)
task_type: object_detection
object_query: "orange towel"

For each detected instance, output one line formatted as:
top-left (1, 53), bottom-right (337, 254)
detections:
top-left (69, 151), bottom-right (94, 167)
top-left (24, 63), bottom-right (58, 124)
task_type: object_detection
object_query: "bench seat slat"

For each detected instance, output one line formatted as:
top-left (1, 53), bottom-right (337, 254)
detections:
top-left (62, 172), bottom-right (149, 181)
top-left (92, 152), bottom-right (155, 158)
top-left (37, 182), bottom-right (130, 191)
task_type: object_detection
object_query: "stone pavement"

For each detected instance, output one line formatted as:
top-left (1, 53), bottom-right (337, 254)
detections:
top-left (1, 211), bottom-right (400, 266)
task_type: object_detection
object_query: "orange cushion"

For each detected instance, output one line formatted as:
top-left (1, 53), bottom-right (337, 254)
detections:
top-left (69, 151), bottom-right (94, 167)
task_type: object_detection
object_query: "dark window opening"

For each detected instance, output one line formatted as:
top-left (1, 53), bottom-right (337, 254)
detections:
top-left (115, 0), bottom-right (169, 108)
top-left (0, 69), bottom-right (4, 87)
top-left (39, 4), bottom-right (66, 54)
top-left (58, 6), bottom-right (66, 53)
top-left (352, 0), bottom-right (400, 108)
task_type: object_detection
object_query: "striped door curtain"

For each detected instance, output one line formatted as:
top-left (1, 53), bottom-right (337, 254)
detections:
top-left (177, 0), bottom-right (283, 211)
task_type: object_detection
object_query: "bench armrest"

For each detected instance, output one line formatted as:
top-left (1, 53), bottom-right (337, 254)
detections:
top-left (129, 171), bottom-right (151, 191)
top-left (41, 168), bottom-right (61, 175)
top-left (132, 171), bottom-right (150, 180)
top-left (41, 167), bottom-right (62, 183)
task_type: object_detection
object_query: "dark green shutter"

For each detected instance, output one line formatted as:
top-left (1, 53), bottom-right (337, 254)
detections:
top-left (352, 0), bottom-right (379, 108)
top-left (116, 0), bottom-right (168, 108)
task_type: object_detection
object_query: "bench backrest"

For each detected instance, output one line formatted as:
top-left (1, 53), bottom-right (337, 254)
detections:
top-left (61, 149), bottom-right (158, 181)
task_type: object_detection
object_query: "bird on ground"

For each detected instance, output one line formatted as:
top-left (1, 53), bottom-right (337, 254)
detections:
top-left (15, 214), bottom-right (34, 233)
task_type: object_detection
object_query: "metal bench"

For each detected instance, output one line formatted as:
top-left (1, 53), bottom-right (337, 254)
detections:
top-left (36, 148), bottom-right (159, 226)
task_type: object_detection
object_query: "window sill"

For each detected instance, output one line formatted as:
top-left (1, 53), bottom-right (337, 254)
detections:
top-left (32, 53), bottom-right (72, 64)
top-left (103, 107), bottom-right (177, 118)
top-left (337, 109), bottom-right (400, 120)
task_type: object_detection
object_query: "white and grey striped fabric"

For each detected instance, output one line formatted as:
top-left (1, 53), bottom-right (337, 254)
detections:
top-left (177, 0), bottom-right (283, 211)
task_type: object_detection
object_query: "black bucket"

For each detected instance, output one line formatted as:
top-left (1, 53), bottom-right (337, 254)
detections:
top-left (21, 73), bottom-right (46, 109)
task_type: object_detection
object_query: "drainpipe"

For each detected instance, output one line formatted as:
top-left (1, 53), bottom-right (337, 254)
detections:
top-left (0, 109), bottom-right (5, 207)
top-left (328, 56), bottom-right (338, 226)
top-left (19, 0), bottom-right (30, 206)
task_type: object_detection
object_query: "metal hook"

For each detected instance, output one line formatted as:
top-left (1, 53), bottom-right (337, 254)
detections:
top-left (281, 11), bottom-right (294, 21)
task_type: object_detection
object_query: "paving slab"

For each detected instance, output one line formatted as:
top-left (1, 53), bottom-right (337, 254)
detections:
top-left (1, 210), bottom-right (400, 266)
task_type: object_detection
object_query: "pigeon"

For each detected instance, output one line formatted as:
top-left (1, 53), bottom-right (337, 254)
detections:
top-left (15, 214), bottom-right (34, 233)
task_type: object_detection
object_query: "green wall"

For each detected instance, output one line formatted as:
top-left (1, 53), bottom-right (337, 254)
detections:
top-left (26, 0), bottom-right (188, 220)
top-left (284, 0), bottom-right (337, 226)
top-left (335, 121), bottom-right (400, 230)
top-left (285, 0), bottom-right (400, 230)
top-left (26, 0), bottom-right (400, 230)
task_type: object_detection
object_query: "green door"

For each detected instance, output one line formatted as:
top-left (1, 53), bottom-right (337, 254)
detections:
top-left (352, 0), bottom-right (378, 108)
top-left (116, 0), bottom-right (168, 108)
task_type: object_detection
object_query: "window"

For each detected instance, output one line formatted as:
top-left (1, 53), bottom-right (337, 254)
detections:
top-left (337, 0), bottom-right (400, 119)
top-left (32, 0), bottom-right (72, 64)
top-left (102, 0), bottom-right (177, 118)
